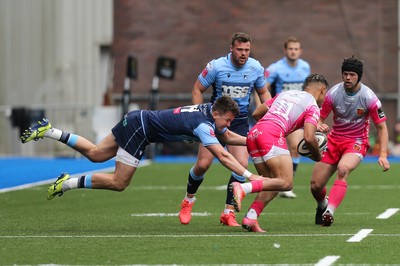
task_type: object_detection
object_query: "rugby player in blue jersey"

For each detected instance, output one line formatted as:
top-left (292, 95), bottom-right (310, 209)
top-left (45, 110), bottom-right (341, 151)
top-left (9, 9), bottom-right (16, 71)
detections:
top-left (20, 96), bottom-right (263, 200)
top-left (265, 36), bottom-right (311, 198)
top-left (179, 32), bottom-right (271, 226)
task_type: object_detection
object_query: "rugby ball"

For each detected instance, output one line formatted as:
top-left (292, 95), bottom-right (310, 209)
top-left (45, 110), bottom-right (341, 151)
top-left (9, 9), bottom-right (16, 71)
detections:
top-left (297, 132), bottom-right (328, 157)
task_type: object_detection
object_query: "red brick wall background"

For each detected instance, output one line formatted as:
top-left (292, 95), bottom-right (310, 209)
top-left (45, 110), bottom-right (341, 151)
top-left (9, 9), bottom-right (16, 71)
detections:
top-left (111, 0), bottom-right (398, 140)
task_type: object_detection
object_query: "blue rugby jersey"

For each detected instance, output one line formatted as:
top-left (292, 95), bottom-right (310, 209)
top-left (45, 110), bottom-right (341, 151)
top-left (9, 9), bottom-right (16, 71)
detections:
top-left (266, 57), bottom-right (310, 96)
top-left (141, 103), bottom-right (224, 146)
top-left (198, 53), bottom-right (266, 117)
top-left (111, 103), bottom-right (228, 159)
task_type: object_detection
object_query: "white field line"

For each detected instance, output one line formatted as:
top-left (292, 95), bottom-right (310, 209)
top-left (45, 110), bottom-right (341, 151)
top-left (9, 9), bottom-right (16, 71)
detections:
top-left (315, 255), bottom-right (340, 266)
top-left (1, 232), bottom-right (399, 239)
top-left (376, 208), bottom-right (400, 219)
top-left (0, 233), bottom-right (360, 239)
top-left (347, 229), bottom-right (374, 242)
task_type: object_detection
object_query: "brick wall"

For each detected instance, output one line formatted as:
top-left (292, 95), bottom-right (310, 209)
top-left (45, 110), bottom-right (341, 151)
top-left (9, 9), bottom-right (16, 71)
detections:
top-left (112, 0), bottom-right (398, 140)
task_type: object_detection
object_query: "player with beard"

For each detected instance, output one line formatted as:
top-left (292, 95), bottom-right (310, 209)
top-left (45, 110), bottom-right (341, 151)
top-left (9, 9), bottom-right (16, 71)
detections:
top-left (178, 32), bottom-right (271, 226)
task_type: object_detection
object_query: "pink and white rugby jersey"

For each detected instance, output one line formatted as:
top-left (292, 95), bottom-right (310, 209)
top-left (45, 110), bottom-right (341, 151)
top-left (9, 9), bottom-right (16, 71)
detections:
top-left (320, 82), bottom-right (386, 141)
top-left (258, 90), bottom-right (320, 135)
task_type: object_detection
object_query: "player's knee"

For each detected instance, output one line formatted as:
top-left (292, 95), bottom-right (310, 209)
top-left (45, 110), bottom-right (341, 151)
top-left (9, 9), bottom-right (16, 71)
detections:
top-left (86, 149), bottom-right (105, 163)
top-left (337, 165), bottom-right (349, 178)
top-left (194, 162), bottom-right (211, 174)
top-left (88, 156), bottom-right (103, 163)
top-left (88, 148), bottom-right (114, 163)
top-left (113, 181), bottom-right (130, 191)
top-left (111, 177), bottom-right (131, 192)
top-left (310, 180), bottom-right (323, 191)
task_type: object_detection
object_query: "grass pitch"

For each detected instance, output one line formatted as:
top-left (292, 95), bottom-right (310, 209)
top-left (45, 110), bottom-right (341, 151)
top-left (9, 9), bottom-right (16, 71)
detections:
top-left (0, 161), bottom-right (399, 265)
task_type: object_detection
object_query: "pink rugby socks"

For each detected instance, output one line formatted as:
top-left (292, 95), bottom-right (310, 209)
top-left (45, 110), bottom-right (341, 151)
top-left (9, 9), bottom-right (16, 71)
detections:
top-left (250, 180), bottom-right (264, 193)
top-left (327, 179), bottom-right (348, 213)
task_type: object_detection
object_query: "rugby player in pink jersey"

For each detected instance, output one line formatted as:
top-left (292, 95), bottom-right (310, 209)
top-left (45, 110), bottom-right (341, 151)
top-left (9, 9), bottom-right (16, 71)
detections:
top-left (311, 56), bottom-right (390, 226)
top-left (231, 74), bottom-right (328, 232)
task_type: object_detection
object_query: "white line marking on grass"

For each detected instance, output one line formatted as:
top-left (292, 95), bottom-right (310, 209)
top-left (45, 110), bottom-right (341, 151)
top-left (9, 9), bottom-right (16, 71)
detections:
top-left (376, 208), bottom-right (400, 219)
top-left (315, 255), bottom-right (340, 266)
top-left (0, 233), bottom-right (359, 239)
top-left (131, 212), bottom-right (211, 217)
top-left (2, 232), bottom-right (399, 239)
top-left (347, 229), bottom-right (373, 242)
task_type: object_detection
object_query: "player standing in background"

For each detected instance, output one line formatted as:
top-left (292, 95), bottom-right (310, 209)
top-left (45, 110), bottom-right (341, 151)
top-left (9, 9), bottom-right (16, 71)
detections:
top-left (178, 32), bottom-right (271, 226)
top-left (265, 36), bottom-right (311, 198)
top-left (231, 74), bottom-right (328, 232)
top-left (311, 56), bottom-right (390, 226)
top-left (20, 96), bottom-right (265, 200)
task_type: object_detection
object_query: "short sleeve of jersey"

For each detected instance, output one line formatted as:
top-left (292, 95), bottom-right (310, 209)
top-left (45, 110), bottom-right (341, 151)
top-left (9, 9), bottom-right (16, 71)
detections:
top-left (320, 93), bottom-right (333, 120)
top-left (369, 99), bottom-right (387, 124)
top-left (198, 60), bottom-right (217, 89)
top-left (304, 105), bottom-right (320, 126)
top-left (254, 63), bottom-right (267, 90)
top-left (193, 123), bottom-right (220, 146)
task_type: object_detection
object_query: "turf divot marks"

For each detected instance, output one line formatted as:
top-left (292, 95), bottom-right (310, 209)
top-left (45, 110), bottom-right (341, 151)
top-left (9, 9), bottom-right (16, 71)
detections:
top-left (315, 255), bottom-right (340, 266)
top-left (376, 208), bottom-right (399, 219)
top-left (347, 229), bottom-right (373, 242)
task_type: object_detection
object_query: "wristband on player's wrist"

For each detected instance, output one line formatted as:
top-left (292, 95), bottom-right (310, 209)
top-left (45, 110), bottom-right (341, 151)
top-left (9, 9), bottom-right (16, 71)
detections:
top-left (242, 170), bottom-right (252, 179)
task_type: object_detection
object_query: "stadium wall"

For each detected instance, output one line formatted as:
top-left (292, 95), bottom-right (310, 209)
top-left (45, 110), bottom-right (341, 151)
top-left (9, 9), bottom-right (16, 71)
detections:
top-left (111, 0), bottom-right (399, 142)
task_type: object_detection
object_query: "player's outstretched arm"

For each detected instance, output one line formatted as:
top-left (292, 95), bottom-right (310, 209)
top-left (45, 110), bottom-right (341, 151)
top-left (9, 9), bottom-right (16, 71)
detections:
top-left (205, 143), bottom-right (261, 180)
top-left (217, 129), bottom-right (246, 146)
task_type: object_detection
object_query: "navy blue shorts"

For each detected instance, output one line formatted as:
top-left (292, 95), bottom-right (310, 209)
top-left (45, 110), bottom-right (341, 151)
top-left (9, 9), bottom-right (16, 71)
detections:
top-left (229, 115), bottom-right (249, 137)
top-left (111, 110), bottom-right (149, 159)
